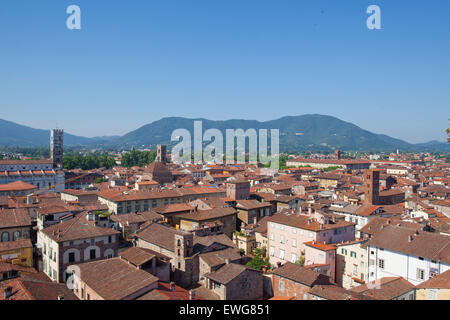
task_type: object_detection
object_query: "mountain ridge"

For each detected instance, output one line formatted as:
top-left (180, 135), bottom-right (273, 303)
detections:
top-left (0, 115), bottom-right (448, 152)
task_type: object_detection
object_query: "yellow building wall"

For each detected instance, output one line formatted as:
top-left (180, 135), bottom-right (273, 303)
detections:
top-left (0, 246), bottom-right (33, 267)
top-left (416, 288), bottom-right (450, 300)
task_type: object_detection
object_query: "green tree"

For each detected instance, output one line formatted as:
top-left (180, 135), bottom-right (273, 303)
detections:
top-left (295, 256), bottom-right (305, 266)
top-left (63, 155), bottom-right (116, 170)
top-left (246, 248), bottom-right (271, 271)
top-left (121, 150), bottom-right (157, 167)
top-left (447, 119), bottom-right (450, 142)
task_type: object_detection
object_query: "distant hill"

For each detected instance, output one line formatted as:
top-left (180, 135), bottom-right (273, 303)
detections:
top-left (0, 118), bottom-right (117, 147)
top-left (1, 115), bottom-right (449, 152)
top-left (107, 115), bottom-right (450, 152)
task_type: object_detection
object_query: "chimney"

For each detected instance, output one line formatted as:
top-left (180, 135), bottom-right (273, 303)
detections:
top-left (189, 290), bottom-right (195, 300)
top-left (408, 235), bottom-right (413, 242)
top-left (3, 287), bottom-right (13, 299)
top-left (225, 258), bottom-right (231, 265)
top-left (308, 207), bottom-right (312, 215)
top-left (169, 282), bottom-right (175, 291)
top-left (57, 294), bottom-right (64, 300)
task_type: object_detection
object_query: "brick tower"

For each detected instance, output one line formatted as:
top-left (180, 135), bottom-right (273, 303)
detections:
top-left (365, 169), bottom-right (380, 205)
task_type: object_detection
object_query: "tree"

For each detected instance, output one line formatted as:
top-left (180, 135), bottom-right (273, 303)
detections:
top-left (295, 256), bottom-right (305, 266)
top-left (63, 155), bottom-right (116, 170)
top-left (121, 150), bottom-right (157, 167)
top-left (246, 248), bottom-right (271, 271)
top-left (447, 120), bottom-right (450, 142)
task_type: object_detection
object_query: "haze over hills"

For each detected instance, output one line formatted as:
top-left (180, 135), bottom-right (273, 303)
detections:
top-left (0, 115), bottom-right (448, 152)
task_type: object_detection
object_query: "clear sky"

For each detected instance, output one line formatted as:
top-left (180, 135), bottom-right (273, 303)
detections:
top-left (0, 0), bottom-right (449, 143)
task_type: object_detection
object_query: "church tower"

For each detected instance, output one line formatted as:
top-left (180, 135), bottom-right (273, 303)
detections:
top-left (156, 144), bottom-right (167, 163)
top-left (50, 129), bottom-right (64, 168)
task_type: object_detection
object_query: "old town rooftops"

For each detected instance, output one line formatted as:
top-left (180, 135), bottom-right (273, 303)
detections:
top-left (74, 257), bottom-right (159, 300)
top-left (304, 241), bottom-right (337, 251)
top-left (40, 212), bottom-right (119, 242)
top-left (98, 185), bottom-right (225, 202)
top-left (272, 262), bottom-right (330, 287)
top-left (235, 200), bottom-right (272, 210)
top-left (204, 263), bottom-right (260, 285)
top-left (350, 277), bottom-right (415, 300)
top-left (0, 208), bottom-right (31, 228)
top-left (0, 181), bottom-right (36, 192)
top-left (268, 210), bottom-right (355, 232)
top-left (416, 269), bottom-right (450, 289)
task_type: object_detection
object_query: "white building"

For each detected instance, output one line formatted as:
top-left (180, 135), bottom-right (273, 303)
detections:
top-left (0, 160), bottom-right (64, 192)
top-left (365, 225), bottom-right (450, 286)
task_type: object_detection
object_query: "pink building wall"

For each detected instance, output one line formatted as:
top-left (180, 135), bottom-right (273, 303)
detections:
top-left (268, 221), bottom-right (354, 267)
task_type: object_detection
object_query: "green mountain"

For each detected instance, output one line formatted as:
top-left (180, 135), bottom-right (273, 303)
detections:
top-left (0, 118), bottom-right (117, 147)
top-left (106, 115), bottom-right (449, 152)
top-left (1, 115), bottom-right (448, 152)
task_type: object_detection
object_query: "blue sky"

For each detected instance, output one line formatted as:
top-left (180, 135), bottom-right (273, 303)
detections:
top-left (0, 0), bottom-right (449, 143)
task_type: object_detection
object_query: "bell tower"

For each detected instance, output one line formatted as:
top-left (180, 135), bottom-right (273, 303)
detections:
top-left (50, 129), bottom-right (64, 168)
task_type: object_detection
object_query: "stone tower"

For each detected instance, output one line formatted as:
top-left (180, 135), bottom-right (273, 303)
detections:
top-left (365, 169), bottom-right (380, 205)
top-left (156, 144), bottom-right (167, 163)
top-left (173, 232), bottom-right (197, 287)
top-left (334, 149), bottom-right (341, 160)
top-left (50, 129), bottom-right (64, 168)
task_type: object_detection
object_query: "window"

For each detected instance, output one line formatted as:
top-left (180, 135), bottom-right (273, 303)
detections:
top-left (280, 235), bottom-right (285, 244)
top-left (269, 246), bottom-right (275, 257)
top-left (279, 281), bottom-right (285, 291)
top-left (292, 228), bottom-right (297, 234)
top-left (270, 233), bottom-right (274, 241)
top-left (13, 231), bottom-right (21, 241)
top-left (416, 268), bottom-right (425, 281)
top-left (428, 290), bottom-right (437, 300)
top-left (350, 251), bottom-right (357, 258)
top-left (308, 232), bottom-right (313, 238)
top-left (279, 249), bottom-right (285, 260)
top-left (292, 238), bottom-right (297, 248)
top-left (108, 236), bottom-right (112, 243)
top-left (90, 249), bottom-right (96, 260)
top-left (378, 259), bottom-right (385, 269)
top-left (1, 232), bottom-right (10, 242)
top-left (341, 249), bottom-right (347, 255)
top-left (291, 253), bottom-right (298, 263)
top-left (68, 252), bottom-right (75, 263)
